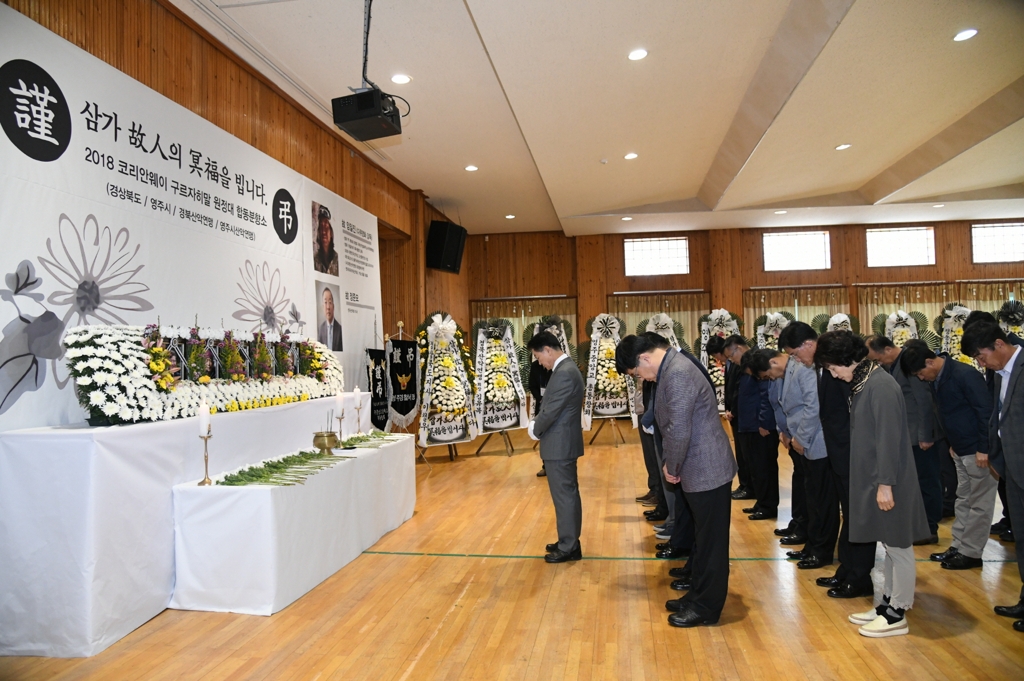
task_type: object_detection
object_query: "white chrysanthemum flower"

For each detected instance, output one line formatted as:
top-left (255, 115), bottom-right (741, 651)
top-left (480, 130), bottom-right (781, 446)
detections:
top-left (77, 376), bottom-right (94, 386)
top-left (89, 391), bottom-right (107, 406)
top-left (102, 403), bottom-right (119, 417)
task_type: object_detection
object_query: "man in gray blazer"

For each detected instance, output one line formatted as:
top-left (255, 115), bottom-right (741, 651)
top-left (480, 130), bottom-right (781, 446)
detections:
top-left (617, 334), bottom-right (737, 628)
top-left (963, 323), bottom-right (1024, 633)
top-left (867, 335), bottom-right (945, 542)
top-left (528, 331), bottom-right (585, 563)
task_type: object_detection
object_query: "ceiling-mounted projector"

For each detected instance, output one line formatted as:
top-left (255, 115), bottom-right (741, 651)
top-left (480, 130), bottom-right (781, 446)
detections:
top-left (333, 0), bottom-right (407, 142)
top-left (332, 88), bottom-right (401, 141)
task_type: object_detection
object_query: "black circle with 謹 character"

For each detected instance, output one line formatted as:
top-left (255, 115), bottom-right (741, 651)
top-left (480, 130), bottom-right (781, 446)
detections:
top-left (0, 59), bottom-right (71, 162)
top-left (272, 188), bottom-right (299, 245)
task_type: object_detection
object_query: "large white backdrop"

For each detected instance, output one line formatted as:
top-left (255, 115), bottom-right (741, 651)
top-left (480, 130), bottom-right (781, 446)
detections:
top-left (0, 5), bottom-right (382, 432)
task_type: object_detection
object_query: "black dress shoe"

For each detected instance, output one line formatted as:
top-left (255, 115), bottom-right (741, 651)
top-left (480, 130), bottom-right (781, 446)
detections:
top-left (774, 526), bottom-right (796, 537)
top-left (930, 546), bottom-right (958, 562)
top-left (994, 601), bottom-right (1024, 618)
top-left (666, 597), bottom-right (687, 612)
top-left (941, 553), bottom-right (983, 570)
top-left (731, 487), bottom-right (755, 500)
top-left (797, 556), bottom-right (830, 570)
top-left (668, 608), bottom-right (719, 628)
top-left (537, 467), bottom-right (546, 477)
top-left (748, 510), bottom-right (778, 520)
top-left (655, 542), bottom-right (672, 551)
top-left (786, 550), bottom-right (806, 560)
top-left (656, 546), bottom-right (689, 560)
top-left (644, 510), bottom-right (668, 522)
top-left (827, 582), bottom-right (874, 599)
top-left (544, 544), bottom-right (582, 563)
top-left (816, 576), bottom-right (841, 588)
top-left (742, 506), bottom-right (757, 514)
top-left (1000, 529), bottom-right (1015, 543)
top-left (670, 578), bottom-right (692, 591)
top-left (779, 535), bottom-right (806, 546)
top-left (545, 542), bottom-right (559, 552)
top-left (991, 519), bottom-right (1010, 535)
top-left (1014, 620), bottom-right (1024, 633)
top-left (668, 566), bottom-right (692, 579)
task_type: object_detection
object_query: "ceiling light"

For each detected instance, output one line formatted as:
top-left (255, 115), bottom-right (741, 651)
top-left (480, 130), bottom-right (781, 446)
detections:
top-left (390, 74), bottom-right (412, 84)
top-left (835, 144), bottom-right (851, 151)
top-left (775, 210), bottom-right (787, 215)
top-left (465, 165), bottom-right (478, 171)
top-left (621, 217), bottom-right (632, 221)
top-left (628, 49), bottom-right (647, 61)
top-left (505, 215), bottom-right (515, 219)
top-left (953, 29), bottom-right (977, 42)
top-left (624, 152), bottom-right (638, 160)
top-left (933, 204), bottom-right (945, 208)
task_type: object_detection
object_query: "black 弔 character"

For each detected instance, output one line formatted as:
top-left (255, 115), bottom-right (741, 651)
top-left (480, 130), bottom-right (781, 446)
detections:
top-left (272, 188), bottom-right (298, 245)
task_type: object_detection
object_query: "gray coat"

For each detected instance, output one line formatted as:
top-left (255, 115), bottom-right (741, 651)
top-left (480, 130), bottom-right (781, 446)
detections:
top-left (849, 368), bottom-right (930, 547)
top-left (533, 356), bottom-right (584, 461)
top-left (990, 347), bottom-right (1024, 481)
top-left (889, 350), bottom-right (941, 443)
top-left (654, 349), bottom-right (737, 493)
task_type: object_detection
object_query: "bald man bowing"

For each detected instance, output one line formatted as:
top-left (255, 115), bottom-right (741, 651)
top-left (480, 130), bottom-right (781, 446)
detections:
top-left (617, 334), bottom-right (737, 628)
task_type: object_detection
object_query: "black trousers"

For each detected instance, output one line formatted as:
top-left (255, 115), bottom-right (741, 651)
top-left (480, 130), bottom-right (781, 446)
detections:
top-left (914, 440), bottom-right (945, 535)
top-left (802, 456), bottom-right (840, 563)
top-left (831, 469), bottom-right (875, 589)
top-left (669, 484), bottom-right (695, 550)
top-left (997, 477), bottom-right (1013, 529)
top-left (681, 482), bottom-right (732, 619)
top-left (787, 447), bottom-right (808, 536)
top-left (1003, 463), bottom-right (1024, 599)
top-left (738, 430), bottom-right (779, 514)
top-left (730, 421), bottom-right (752, 490)
top-left (639, 428), bottom-right (661, 495)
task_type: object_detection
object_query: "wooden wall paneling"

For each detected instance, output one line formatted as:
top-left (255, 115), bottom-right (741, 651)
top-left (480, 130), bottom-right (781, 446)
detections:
top-left (575, 235), bottom-right (608, 328)
top-left (465, 232), bottom-right (576, 300)
top-left (707, 229), bottom-right (744, 313)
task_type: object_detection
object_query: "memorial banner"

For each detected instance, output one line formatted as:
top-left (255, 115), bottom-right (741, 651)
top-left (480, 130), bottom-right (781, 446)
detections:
top-left (385, 338), bottom-right (419, 429)
top-left (472, 322), bottom-right (527, 433)
top-left (366, 348), bottom-right (388, 431)
top-left (0, 6), bottom-right (382, 431)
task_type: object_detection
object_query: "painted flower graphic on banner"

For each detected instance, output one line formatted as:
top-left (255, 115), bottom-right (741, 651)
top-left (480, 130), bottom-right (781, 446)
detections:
top-left (232, 260), bottom-right (290, 333)
top-left (37, 214), bottom-right (153, 326)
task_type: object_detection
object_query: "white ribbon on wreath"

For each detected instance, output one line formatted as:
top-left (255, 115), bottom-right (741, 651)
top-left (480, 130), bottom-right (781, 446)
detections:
top-left (529, 319), bottom-right (571, 419)
top-left (885, 310), bottom-right (918, 348)
top-left (756, 312), bottom-right (790, 349)
top-left (582, 314), bottom-right (637, 431)
top-left (827, 313), bottom-right (853, 332)
top-left (645, 313), bottom-right (681, 350)
top-left (941, 305), bottom-right (977, 368)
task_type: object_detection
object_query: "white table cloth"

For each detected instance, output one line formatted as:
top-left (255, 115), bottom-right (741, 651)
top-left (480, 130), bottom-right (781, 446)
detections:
top-left (169, 436), bottom-right (414, 615)
top-left (0, 395), bottom-right (373, 657)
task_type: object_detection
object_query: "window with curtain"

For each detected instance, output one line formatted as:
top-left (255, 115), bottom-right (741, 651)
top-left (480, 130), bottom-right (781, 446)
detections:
top-left (856, 283), bottom-right (952, 335)
top-left (742, 288), bottom-right (849, 331)
top-left (971, 223), bottom-right (1024, 264)
top-left (623, 237), bottom-right (690, 276)
top-left (865, 227), bottom-right (935, 267)
top-left (762, 231), bottom-right (831, 271)
top-left (469, 297), bottom-right (578, 349)
top-left (606, 291), bottom-right (710, 352)
top-left (956, 281), bottom-right (1022, 313)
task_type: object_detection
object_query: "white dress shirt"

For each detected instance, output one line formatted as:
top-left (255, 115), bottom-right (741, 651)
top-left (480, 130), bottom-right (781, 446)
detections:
top-left (997, 345), bottom-right (1020, 438)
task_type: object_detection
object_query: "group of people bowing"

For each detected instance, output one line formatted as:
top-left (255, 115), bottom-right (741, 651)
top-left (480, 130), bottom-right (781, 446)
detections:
top-left (619, 313), bottom-right (1022, 637)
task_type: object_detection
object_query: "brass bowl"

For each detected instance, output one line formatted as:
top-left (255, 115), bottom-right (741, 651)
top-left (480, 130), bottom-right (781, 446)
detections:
top-left (313, 431), bottom-right (339, 455)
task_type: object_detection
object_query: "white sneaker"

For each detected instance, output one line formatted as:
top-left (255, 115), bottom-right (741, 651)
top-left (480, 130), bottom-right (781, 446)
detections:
top-left (858, 614), bottom-right (909, 638)
top-left (848, 607), bottom-right (880, 625)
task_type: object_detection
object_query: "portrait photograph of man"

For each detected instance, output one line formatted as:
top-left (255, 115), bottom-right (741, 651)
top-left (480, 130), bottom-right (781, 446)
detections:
top-left (316, 282), bottom-right (343, 352)
top-left (312, 202), bottom-right (339, 276)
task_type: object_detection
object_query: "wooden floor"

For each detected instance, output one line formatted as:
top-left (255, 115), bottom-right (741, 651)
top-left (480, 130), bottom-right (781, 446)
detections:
top-left (3, 427), bottom-right (1023, 681)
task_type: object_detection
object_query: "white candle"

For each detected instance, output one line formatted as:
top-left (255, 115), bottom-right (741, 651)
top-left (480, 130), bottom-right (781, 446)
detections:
top-left (199, 400), bottom-right (211, 436)
top-left (335, 392), bottom-right (344, 419)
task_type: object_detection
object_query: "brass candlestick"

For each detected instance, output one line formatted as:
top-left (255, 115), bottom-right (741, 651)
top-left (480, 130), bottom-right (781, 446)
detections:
top-left (198, 426), bottom-right (213, 486)
top-left (354, 400), bottom-right (364, 435)
top-left (336, 409), bottom-right (345, 443)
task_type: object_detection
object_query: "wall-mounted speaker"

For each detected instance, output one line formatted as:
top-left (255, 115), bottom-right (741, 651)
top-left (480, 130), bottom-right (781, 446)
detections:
top-left (425, 220), bottom-right (467, 274)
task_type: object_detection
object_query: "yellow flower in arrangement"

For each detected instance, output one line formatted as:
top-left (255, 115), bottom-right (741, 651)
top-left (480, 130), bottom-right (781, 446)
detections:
top-left (494, 374), bottom-right (509, 389)
top-left (607, 368), bottom-right (619, 381)
top-left (490, 353), bottom-right (509, 367)
top-left (603, 347), bottom-right (615, 360)
top-left (439, 340), bottom-right (449, 349)
top-left (440, 356), bottom-right (456, 369)
top-left (198, 375), bottom-right (211, 385)
top-left (954, 328), bottom-right (964, 337)
top-left (442, 376), bottom-right (458, 389)
top-left (209, 406), bottom-right (217, 414)
top-left (149, 360), bottom-right (165, 373)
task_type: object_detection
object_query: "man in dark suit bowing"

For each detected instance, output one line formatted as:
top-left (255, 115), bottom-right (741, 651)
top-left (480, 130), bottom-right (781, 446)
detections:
top-left (962, 322), bottom-right (1024, 633)
top-left (527, 331), bottom-right (585, 563)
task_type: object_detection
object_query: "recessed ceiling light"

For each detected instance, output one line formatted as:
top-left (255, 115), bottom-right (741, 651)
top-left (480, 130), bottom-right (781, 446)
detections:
top-left (505, 214), bottom-right (515, 219)
top-left (953, 29), bottom-right (978, 42)
top-left (835, 144), bottom-right (852, 151)
top-left (628, 49), bottom-right (647, 61)
top-left (621, 216), bottom-right (632, 221)
top-left (933, 204), bottom-right (945, 208)
top-left (465, 165), bottom-right (478, 171)
top-left (775, 210), bottom-right (787, 214)
top-left (624, 152), bottom-right (638, 160)
top-left (390, 74), bottom-right (412, 84)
